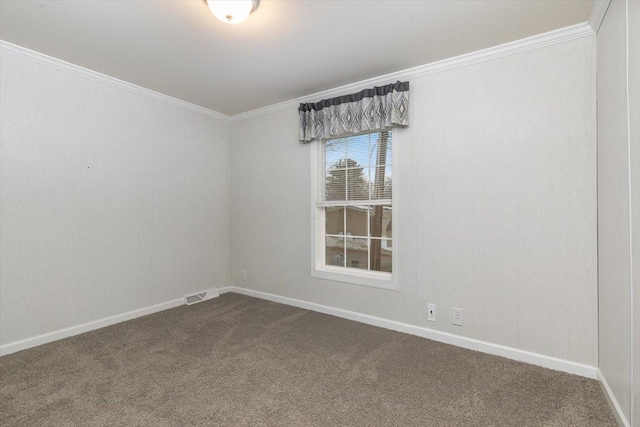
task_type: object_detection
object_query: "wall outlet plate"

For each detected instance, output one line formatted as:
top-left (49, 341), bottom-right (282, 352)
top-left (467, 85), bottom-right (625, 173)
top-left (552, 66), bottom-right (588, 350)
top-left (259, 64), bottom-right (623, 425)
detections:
top-left (240, 270), bottom-right (247, 282)
top-left (427, 303), bottom-right (436, 322)
top-left (452, 308), bottom-right (463, 326)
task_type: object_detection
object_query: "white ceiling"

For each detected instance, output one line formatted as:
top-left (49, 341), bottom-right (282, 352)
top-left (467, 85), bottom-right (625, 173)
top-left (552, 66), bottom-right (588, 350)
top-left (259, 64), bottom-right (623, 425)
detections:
top-left (0, 0), bottom-right (594, 115)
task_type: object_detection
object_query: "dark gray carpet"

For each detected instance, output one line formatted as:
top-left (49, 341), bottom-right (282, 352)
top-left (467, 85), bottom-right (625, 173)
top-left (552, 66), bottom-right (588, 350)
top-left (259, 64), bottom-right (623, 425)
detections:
top-left (0, 293), bottom-right (616, 426)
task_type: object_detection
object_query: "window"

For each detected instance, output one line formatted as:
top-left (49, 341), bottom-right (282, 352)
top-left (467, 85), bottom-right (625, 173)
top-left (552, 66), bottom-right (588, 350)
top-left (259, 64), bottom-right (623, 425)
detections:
top-left (312, 130), bottom-right (396, 290)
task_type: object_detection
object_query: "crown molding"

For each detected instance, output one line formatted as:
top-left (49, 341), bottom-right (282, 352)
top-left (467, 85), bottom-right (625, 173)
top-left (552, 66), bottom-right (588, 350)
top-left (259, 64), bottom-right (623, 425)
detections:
top-left (0, 40), bottom-right (232, 123)
top-left (1, 21), bottom-right (595, 125)
top-left (588, 0), bottom-right (612, 34)
top-left (231, 22), bottom-right (595, 123)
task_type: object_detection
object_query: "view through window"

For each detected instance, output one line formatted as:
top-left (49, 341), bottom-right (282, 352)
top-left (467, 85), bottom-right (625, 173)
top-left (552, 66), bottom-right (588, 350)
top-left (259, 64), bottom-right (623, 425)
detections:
top-left (319, 131), bottom-right (392, 273)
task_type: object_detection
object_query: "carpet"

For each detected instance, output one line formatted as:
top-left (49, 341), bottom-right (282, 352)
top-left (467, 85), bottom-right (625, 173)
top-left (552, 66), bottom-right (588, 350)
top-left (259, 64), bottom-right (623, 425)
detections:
top-left (0, 293), bottom-right (616, 426)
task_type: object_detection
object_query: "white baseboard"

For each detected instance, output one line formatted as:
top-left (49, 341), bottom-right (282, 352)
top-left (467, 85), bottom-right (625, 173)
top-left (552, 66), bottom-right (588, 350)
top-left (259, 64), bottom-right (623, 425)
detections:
top-left (0, 286), bottom-right (239, 357)
top-left (185, 287), bottom-right (220, 305)
top-left (1, 297), bottom-right (185, 356)
top-left (598, 369), bottom-right (631, 427)
top-left (217, 286), bottom-right (235, 294)
top-left (228, 286), bottom-right (598, 379)
top-left (1, 285), bottom-right (599, 381)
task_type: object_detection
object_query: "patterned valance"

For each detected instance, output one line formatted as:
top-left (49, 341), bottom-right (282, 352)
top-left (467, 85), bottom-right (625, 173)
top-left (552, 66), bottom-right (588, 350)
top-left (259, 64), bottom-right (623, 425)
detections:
top-left (298, 81), bottom-right (409, 143)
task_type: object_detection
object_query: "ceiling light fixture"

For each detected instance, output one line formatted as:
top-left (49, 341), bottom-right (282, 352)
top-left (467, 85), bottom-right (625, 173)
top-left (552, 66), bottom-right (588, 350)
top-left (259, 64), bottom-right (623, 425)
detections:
top-left (205, 0), bottom-right (259, 25)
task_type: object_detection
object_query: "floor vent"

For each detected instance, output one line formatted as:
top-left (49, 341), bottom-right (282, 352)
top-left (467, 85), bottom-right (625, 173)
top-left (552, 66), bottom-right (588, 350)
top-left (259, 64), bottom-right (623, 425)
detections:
top-left (185, 289), bottom-right (220, 305)
top-left (186, 293), bottom-right (207, 305)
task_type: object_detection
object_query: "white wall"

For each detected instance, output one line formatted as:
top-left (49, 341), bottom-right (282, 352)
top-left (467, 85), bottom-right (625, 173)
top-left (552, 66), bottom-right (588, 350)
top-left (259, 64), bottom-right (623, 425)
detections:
top-left (0, 24), bottom-right (604, 385)
top-left (597, 0), bottom-right (639, 425)
top-left (0, 51), bottom-right (231, 347)
top-left (231, 36), bottom-right (598, 366)
top-left (633, 2), bottom-right (640, 423)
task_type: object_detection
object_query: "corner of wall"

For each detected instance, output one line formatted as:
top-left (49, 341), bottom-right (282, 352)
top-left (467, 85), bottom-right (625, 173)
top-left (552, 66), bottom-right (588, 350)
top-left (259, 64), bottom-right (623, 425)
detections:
top-left (227, 120), bottom-right (234, 288)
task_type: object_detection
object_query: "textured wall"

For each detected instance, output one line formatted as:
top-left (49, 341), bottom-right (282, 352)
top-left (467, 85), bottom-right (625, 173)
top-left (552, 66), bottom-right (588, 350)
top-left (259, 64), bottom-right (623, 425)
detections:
top-left (632, 2), bottom-right (640, 424)
top-left (0, 52), bottom-right (230, 346)
top-left (597, 0), bottom-right (639, 424)
top-left (231, 36), bottom-right (598, 365)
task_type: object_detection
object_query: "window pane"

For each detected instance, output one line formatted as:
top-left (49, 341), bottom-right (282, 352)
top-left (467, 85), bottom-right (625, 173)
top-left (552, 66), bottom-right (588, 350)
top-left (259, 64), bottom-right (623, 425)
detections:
top-left (345, 206), bottom-right (368, 238)
top-left (369, 132), bottom-right (391, 164)
top-left (370, 205), bottom-right (392, 239)
top-left (346, 134), bottom-right (372, 169)
top-left (326, 169), bottom-right (346, 201)
top-left (346, 162), bottom-right (369, 201)
top-left (325, 138), bottom-right (346, 170)
top-left (321, 131), bottom-right (393, 276)
top-left (369, 164), bottom-right (392, 200)
top-left (370, 239), bottom-right (392, 272)
top-left (346, 238), bottom-right (368, 270)
top-left (376, 133), bottom-right (392, 165)
top-left (326, 236), bottom-right (344, 267)
top-left (325, 207), bottom-right (344, 235)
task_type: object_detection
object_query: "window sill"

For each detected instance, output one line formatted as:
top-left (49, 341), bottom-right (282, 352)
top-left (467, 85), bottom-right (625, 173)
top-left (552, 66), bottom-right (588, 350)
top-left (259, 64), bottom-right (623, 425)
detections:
top-left (311, 266), bottom-right (398, 291)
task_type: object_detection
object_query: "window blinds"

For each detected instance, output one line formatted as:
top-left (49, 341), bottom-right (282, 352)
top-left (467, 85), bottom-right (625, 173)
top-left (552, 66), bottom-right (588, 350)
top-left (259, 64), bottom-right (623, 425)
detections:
top-left (318, 131), bottom-right (392, 206)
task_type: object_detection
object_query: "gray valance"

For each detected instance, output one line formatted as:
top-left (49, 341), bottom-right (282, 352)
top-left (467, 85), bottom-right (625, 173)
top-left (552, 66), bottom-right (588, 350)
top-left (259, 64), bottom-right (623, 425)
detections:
top-left (298, 81), bottom-right (409, 143)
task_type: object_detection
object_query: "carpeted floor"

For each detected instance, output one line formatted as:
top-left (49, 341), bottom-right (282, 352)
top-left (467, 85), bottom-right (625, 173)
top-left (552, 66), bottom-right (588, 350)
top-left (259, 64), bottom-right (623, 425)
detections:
top-left (0, 293), bottom-right (616, 426)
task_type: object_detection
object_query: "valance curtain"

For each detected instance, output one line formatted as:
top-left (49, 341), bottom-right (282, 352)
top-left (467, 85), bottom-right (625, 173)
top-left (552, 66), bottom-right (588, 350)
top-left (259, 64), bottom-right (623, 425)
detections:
top-left (298, 81), bottom-right (409, 143)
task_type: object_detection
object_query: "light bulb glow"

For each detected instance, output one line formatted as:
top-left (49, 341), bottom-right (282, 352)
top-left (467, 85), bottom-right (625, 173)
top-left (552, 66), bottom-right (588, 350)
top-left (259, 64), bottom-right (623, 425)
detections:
top-left (206, 0), bottom-right (257, 24)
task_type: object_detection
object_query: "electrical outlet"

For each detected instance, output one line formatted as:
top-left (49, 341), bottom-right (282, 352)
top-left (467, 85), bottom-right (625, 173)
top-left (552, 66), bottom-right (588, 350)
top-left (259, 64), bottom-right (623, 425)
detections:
top-left (240, 270), bottom-right (247, 282)
top-left (452, 308), bottom-right (463, 326)
top-left (427, 303), bottom-right (436, 322)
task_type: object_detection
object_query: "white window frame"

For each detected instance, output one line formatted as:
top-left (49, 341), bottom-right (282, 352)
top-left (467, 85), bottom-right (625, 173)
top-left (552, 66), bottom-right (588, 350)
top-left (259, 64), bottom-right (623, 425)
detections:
top-left (310, 130), bottom-right (399, 291)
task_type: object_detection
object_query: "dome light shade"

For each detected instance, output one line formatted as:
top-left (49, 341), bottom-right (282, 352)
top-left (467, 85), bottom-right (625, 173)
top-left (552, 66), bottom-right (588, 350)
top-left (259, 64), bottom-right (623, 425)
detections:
top-left (206, 0), bottom-right (259, 24)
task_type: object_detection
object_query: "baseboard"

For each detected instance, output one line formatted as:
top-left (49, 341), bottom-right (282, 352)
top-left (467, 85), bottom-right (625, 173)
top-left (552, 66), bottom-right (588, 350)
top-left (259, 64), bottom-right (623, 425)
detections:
top-left (228, 286), bottom-right (599, 379)
top-left (185, 287), bottom-right (220, 305)
top-left (598, 369), bottom-right (631, 427)
top-left (1, 297), bottom-right (186, 357)
top-left (0, 286), bottom-right (240, 357)
top-left (2, 285), bottom-right (599, 381)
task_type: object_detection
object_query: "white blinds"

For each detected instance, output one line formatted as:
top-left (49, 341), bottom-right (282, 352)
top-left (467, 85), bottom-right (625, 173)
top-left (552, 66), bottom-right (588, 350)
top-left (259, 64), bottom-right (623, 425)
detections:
top-left (318, 131), bottom-right (392, 206)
